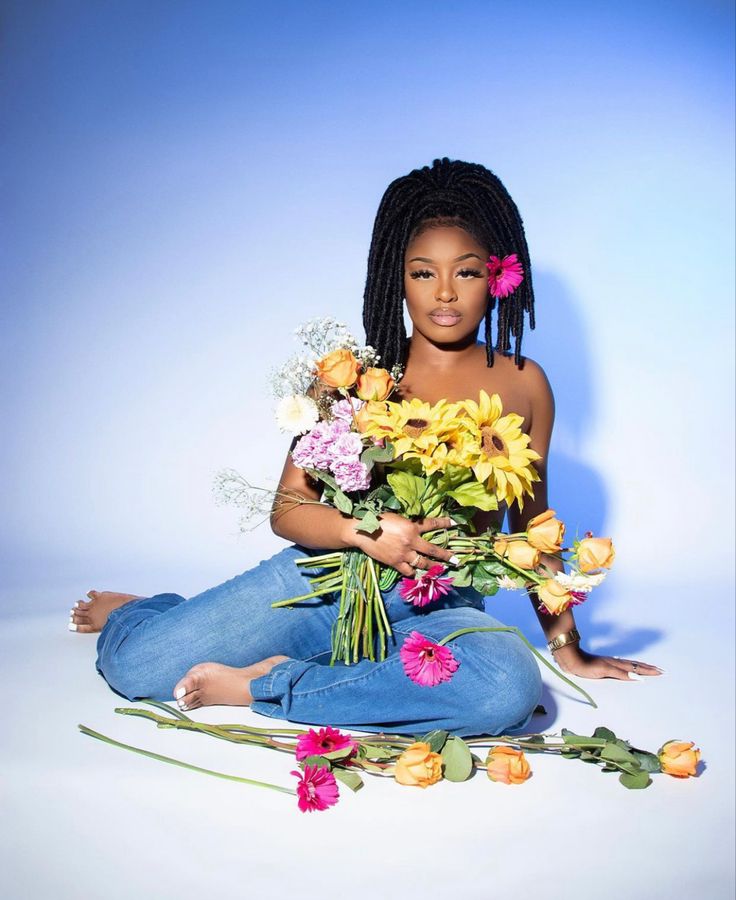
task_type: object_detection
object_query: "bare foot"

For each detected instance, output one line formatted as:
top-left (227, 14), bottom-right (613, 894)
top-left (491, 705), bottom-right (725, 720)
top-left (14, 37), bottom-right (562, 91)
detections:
top-left (68, 590), bottom-right (145, 633)
top-left (173, 655), bottom-right (291, 710)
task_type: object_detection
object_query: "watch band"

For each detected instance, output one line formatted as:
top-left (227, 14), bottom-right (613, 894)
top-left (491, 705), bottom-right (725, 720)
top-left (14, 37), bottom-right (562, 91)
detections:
top-left (547, 627), bottom-right (581, 653)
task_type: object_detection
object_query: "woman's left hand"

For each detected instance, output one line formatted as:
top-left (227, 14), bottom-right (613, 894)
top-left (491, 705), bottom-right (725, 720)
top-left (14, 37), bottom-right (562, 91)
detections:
top-left (553, 645), bottom-right (664, 680)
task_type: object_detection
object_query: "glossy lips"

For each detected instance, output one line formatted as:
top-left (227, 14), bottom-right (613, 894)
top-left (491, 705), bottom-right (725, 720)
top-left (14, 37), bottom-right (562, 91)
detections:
top-left (428, 307), bottom-right (461, 326)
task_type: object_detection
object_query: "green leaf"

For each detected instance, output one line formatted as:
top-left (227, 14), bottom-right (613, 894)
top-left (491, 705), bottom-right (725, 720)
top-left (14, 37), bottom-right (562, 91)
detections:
top-left (440, 736), bottom-right (474, 782)
top-left (386, 471), bottom-right (426, 516)
top-left (619, 770), bottom-right (652, 790)
top-left (600, 744), bottom-right (640, 766)
top-left (333, 767), bottom-right (364, 792)
top-left (448, 565), bottom-right (473, 587)
top-left (436, 464), bottom-right (472, 493)
top-left (299, 754), bottom-right (332, 768)
top-left (353, 510), bottom-right (381, 534)
top-left (446, 480), bottom-right (499, 511)
top-left (631, 750), bottom-right (662, 773)
top-left (592, 726), bottom-right (617, 742)
top-left (360, 443), bottom-right (395, 468)
top-left (421, 729), bottom-right (450, 753)
top-left (333, 489), bottom-right (354, 514)
top-left (321, 746), bottom-right (358, 761)
top-left (358, 743), bottom-right (397, 760)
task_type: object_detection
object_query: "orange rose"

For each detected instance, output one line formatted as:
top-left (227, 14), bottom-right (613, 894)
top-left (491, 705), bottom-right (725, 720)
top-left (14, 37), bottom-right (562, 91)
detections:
top-left (354, 400), bottom-right (389, 435)
top-left (526, 509), bottom-right (565, 552)
top-left (394, 741), bottom-right (443, 788)
top-left (356, 367), bottom-right (395, 401)
top-left (658, 740), bottom-right (701, 778)
top-left (486, 745), bottom-right (532, 784)
top-left (577, 537), bottom-right (615, 573)
top-left (536, 578), bottom-right (573, 615)
top-left (314, 348), bottom-right (361, 389)
top-left (494, 538), bottom-right (540, 570)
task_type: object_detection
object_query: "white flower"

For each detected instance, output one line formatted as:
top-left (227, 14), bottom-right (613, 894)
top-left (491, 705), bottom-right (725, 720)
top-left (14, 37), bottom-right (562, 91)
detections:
top-left (275, 395), bottom-right (320, 435)
top-left (496, 574), bottom-right (523, 591)
top-left (553, 570), bottom-right (607, 592)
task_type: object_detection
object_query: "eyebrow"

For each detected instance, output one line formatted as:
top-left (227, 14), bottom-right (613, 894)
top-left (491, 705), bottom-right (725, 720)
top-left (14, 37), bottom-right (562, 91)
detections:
top-left (407, 253), bottom-right (484, 263)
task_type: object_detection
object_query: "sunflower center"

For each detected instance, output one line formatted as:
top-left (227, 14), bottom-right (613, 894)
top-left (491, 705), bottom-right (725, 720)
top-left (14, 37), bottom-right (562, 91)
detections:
top-left (404, 418), bottom-right (429, 438)
top-left (481, 426), bottom-right (508, 456)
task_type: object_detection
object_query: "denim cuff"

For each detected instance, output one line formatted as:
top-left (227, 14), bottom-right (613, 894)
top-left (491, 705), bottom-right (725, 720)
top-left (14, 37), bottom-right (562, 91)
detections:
top-left (249, 658), bottom-right (312, 719)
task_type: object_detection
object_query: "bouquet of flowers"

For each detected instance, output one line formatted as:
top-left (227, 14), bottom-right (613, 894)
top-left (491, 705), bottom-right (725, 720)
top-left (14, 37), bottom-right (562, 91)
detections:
top-left (215, 317), bottom-right (616, 676)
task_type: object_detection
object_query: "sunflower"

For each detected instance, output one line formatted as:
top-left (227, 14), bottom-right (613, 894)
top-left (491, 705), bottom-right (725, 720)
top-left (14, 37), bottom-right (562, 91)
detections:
top-left (361, 397), bottom-right (469, 471)
top-left (458, 389), bottom-right (542, 509)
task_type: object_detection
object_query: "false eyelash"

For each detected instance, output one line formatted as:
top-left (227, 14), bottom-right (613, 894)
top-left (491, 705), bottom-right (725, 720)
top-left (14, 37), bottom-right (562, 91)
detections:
top-left (409, 268), bottom-right (484, 280)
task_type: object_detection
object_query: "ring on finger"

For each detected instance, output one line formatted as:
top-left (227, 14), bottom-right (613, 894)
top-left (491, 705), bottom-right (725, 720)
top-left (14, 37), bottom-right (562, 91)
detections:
top-left (410, 553), bottom-right (422, 569)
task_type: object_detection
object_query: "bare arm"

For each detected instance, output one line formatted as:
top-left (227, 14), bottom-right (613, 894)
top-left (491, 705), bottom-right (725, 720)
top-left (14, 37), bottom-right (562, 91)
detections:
top-left (269, 377), bottom-right (457, 572)
top-left (506, 360), bottom-right (579, 663)
top-left (508, 360), bottom-right (663, 680)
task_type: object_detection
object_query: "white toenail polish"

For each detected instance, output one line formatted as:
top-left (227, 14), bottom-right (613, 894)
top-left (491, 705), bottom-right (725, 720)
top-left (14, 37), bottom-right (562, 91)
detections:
top-left (628, 671), bottom-right (643, 681)
top-left (68, 623), bottom-right (78, 631)
top-left (175, 687), bottom-right (186, 699)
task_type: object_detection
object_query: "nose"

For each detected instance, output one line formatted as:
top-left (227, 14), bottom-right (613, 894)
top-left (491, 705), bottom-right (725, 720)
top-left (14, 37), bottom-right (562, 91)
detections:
top-left (436, 273), bottom-right (457, 302)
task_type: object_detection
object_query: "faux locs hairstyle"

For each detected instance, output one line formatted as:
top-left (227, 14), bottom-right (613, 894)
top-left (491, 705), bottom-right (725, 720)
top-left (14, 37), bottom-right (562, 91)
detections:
top-left (362, 157), bottom-right (536, 371)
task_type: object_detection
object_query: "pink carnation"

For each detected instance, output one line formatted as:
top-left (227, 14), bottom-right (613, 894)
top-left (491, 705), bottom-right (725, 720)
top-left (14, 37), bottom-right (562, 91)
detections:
top-left (290, 763), bottom-right (340, 813)
top-left (486, 253), bottom-right (524, 299)
top-left (398, 564), bottom-right (454, 608)
top-left (331, 431), bottom-right (364, 463)
top-left (332, 458), bottom-right (371, 492)
top-left (331, 397), bottom-right (365, 422)
top-left (399, 631), bottom-right (460, 687)
top-left (295, 725), bottom-right (359, 761)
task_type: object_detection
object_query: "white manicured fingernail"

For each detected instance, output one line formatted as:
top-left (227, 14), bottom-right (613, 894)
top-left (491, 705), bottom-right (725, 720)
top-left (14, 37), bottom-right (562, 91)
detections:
top-left (449, 517), bottom-right (459, 526)
top-left (448, 555), bottom-right (460, 566)
top-left (175, 687), bottom-right (186, 700)
top-left (628, 671), bottom-right (643, 681)
top-left (178, 703), bottom-right (188, 711)
top-left (68, 622), bottom-right (78, 631)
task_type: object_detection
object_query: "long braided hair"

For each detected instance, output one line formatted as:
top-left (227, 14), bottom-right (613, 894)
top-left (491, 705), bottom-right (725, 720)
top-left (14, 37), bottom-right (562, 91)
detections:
top-left (362, 157), bottom-right (535, 371)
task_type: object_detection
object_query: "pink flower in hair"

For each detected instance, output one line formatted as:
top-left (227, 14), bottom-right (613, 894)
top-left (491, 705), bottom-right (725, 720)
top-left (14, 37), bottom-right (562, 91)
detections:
top-left (295, 725), bottom-right (359, 761)
top-left (398, 564), bottom-right (454, 608)
top-left (290, 763), bottom-right (340, 813)
top-left (486, 253), bottom-right (524, 298)
top-left (400, 630), bottom-right (460, 687)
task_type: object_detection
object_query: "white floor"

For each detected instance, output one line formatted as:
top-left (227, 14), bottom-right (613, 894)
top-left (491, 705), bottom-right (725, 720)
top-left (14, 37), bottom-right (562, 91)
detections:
top-left (2, 579), bottom-right (734, 900)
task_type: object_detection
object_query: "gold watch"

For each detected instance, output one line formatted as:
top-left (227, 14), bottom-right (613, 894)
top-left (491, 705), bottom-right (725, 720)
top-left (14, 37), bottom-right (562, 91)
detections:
top-left (547, 627), bottom-right (581, 653)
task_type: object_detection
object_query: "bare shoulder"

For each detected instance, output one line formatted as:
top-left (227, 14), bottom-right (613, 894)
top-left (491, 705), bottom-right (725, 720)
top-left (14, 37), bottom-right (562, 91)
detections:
top-left (490, 349), bottom-right (553, 394)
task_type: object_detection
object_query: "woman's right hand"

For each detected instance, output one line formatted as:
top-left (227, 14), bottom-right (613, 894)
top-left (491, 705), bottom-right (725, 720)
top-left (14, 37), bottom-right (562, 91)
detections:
top-left (350, 511), bottom-right (459, 576)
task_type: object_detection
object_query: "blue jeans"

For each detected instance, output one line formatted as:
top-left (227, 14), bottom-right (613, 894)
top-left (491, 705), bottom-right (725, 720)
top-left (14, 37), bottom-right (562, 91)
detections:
top-left (95, 543), bottom-right (543, 738)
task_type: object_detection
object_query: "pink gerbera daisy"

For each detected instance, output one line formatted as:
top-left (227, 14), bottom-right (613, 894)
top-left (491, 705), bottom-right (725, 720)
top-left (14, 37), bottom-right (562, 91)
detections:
top-left (398, 564), bottom-right (455, 608)
top-left (295, 725), bottom-right (359, 761)
top-left (400, 631), bottom-right (460, 687)
top-left (290, 764), bottom-right (340, 813)
top-left (486, 253), bottom-right (524, 298)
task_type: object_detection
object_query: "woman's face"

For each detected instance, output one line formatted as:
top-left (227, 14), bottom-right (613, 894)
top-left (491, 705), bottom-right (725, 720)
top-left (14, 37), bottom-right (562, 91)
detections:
top-left (403, 225), bottom-right (490, 346)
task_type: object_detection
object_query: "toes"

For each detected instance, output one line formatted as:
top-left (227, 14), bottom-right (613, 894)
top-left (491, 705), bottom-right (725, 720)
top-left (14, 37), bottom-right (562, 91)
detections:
top-left (86, 590), bottom-right (99, 600)
top-left (181, 690), bottom-right (202, 710)
top-left (75, 599), bottom-right (92, 609)
top-left (68, 622), bottom-right (95, 633)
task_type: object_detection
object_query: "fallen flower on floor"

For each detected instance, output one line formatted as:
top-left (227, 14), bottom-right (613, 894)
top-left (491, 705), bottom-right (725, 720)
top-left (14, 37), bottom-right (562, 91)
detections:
top-left (400, 631), bottom-right (460, 686)
top-left (394, 741), bottom-right (444, 788)
top-left (291, 763), bottom-right (341, 812)
top-left (658, 740), bottom-right (701, 778)
top-left (295, 725), bottom-right (359, 762)
top-left (486, 745), bottom-right (532, 784)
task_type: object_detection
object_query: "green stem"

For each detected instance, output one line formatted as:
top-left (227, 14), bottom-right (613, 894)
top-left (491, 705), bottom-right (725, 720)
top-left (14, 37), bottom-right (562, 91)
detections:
top-left (436, 626), bottom-right (597, 708)
top-left (78, 725), bottom-right (296, 795)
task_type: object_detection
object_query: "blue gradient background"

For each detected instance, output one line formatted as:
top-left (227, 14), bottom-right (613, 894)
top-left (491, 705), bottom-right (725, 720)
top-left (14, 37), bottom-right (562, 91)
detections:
top-left (2, 0), bottom-right (733, 617)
